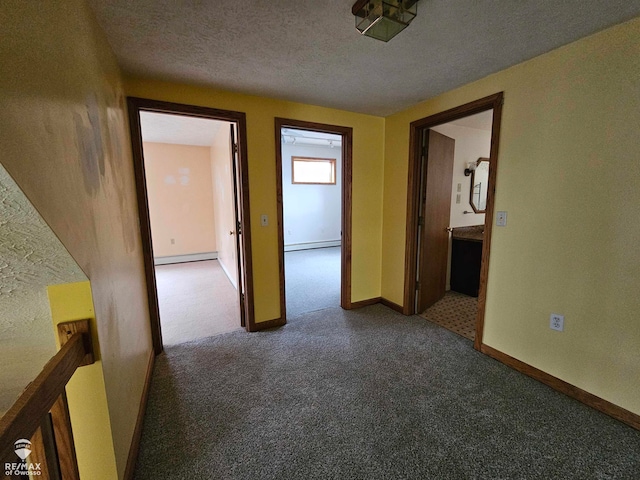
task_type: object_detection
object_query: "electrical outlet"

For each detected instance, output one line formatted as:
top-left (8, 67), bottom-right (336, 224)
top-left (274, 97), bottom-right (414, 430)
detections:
top-left (550, 313), bottom-right (564, 332)
top-left (456, 194), bottom-right (461, 204)
top-left (457, 183), bottom-right (462, 193)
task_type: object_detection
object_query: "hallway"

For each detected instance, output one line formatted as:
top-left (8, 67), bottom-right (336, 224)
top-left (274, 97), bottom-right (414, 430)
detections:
top-left (133, 304), bottom-right (640, 479)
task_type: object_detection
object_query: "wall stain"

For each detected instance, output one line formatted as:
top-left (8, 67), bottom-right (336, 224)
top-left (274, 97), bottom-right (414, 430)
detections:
top-left (108, 90), bottom-right (138, 253)
top-left (75, 93), bottom-right (105, 196)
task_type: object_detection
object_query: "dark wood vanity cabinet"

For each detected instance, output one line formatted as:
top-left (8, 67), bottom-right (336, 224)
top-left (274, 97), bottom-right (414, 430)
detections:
top-left (450, 228), bottom-right (483, 297)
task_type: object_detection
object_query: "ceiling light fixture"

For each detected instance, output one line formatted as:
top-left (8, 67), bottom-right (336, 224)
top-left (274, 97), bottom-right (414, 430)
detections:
top-left (281, 134), bottom-right (342, 149)
top-left (352, 0), bottom-right (418, 42)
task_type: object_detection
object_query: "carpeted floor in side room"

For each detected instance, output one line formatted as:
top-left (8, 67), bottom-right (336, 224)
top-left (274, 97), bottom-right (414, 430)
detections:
top-left (155, 260), bottom-right (242, 345)
top-left (133, 304), bottom-right (640, 480)
top-left (284, 246), bottom-right (340, 318)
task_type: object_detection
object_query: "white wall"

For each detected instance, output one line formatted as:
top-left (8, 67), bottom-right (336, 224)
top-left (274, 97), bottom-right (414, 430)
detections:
top-left (281, 143), bottom-right (342, 247)
top-left (210, 123), bottom-right (238, 288)
top-left (432, 123), bottom-right (491, 228)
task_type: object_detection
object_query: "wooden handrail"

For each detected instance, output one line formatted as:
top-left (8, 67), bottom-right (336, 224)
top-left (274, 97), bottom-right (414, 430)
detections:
top-left (0, 333), bottom-right (87, 463)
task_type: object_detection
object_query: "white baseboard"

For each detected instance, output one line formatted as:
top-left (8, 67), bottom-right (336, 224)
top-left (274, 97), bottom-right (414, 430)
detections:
top-left (284, 240), bottom-right (341, 252)
top-left (154, 252), bottom-right (218, 266)
top-left (218, 259), bottom-right (238, 290)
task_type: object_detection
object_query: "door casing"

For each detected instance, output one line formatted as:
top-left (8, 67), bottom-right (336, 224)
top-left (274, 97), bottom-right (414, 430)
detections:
top-left (403, 92), bottom-right (504, 351)
top-left (274, 118), bottom-right (353, 322)
top-left (127, 97), bottom-right (256, 354)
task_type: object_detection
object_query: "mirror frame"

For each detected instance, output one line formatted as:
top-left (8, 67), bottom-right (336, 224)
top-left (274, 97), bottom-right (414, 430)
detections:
top-left (469, 157), bottom-right (490, 213)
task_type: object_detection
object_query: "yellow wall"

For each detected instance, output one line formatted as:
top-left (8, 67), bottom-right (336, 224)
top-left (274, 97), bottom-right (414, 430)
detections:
top-left (143, 142), bottom-right (217, 257)
top-left (382, 18), bottom-right (640, 415)
top-left (48, 282), bottom-right (118, 480)
top-left (5, 4), bottom-right (637, 476)
top-left (126, 79), bottom-right (386, 321)
top-left (0, 1), bottom-right (152, 477)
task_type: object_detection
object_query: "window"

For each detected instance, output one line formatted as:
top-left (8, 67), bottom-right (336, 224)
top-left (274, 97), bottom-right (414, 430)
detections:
top-left (291, 157), bottom-right (336, 185)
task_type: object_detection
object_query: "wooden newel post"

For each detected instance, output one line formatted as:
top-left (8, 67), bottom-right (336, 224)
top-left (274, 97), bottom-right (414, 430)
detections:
top-left (56, 320), bottom-right (94, 366)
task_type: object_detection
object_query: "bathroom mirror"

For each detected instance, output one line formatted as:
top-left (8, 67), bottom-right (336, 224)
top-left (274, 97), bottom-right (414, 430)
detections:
top-left (470, 157), bottom-right (489, 213)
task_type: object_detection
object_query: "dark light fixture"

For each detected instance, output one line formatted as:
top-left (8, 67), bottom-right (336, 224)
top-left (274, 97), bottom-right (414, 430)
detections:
top-left (353, 0), bottom-right (418, 42)
top-left (464, 162), bottom-right (476, 176)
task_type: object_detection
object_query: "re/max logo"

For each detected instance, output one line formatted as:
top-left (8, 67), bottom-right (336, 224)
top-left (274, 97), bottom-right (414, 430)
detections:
top-left (4, 462), bottom-right (43, 476)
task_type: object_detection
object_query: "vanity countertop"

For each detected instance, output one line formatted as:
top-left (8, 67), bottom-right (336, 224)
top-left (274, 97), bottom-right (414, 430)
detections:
top-left (451, 225), bottom-right (484, 242)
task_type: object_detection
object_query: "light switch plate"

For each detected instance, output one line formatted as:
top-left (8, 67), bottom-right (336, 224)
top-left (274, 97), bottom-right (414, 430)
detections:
top-left (261, 214), bottom-right (268, 227)
top-left (496, 211), bottom-right (507, 226)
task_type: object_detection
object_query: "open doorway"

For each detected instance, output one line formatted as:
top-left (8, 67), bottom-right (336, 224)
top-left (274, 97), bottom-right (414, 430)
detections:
top-left (275, 118), bottom-right (353, 322)
top-left (128, 98), bottom-right (255, 354)
top-left (140, 112), bottom-right (241, 345)
top-left (403, 93), bottom-right (503, 350)
top-left (417, 110), bottom-right (493, 341)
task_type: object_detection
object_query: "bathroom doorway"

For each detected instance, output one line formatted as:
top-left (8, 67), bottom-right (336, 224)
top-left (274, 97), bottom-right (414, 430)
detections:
top-left (404, 93), bottom-right (503, 350)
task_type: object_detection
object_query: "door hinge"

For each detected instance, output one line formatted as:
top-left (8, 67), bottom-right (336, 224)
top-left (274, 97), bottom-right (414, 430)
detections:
top-left (421, 146), bottom-right (427, 158)
top-left (418, 216), bottom-right (425, 226)
top-left (232, 143), bottom-right (239, 154)
top-left (236, 220), bottom-right (242, 235)
top-left (415, 281), bottom-right (420, 290)
top-left (241, 293), bottom-right (245, 307)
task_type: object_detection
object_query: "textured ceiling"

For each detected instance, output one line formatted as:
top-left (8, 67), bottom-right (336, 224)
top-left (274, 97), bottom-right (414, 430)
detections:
top-left (0, 164), bottom-right (87, 413)
top-left (141, 112), bottom-right (342, 147)
top-left (88, 1), bottom-right (640, 116)
top-left (0, 165), bottom-right (86, 338)
top-left (141, 111), bottom-right (226, 146)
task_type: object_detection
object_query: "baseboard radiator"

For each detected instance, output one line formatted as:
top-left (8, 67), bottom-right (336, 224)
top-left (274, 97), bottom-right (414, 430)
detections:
top-left (284, 240), bottom-right (341, 252)
top-left (154, 252), bottom-right (218, 265)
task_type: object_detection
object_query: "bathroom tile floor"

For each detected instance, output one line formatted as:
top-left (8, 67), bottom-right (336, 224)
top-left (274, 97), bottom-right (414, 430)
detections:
top-left (419, 291), bottom-right (477, 341)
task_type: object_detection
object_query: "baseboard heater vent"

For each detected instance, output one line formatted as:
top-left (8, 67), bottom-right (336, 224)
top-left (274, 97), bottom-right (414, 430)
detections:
top-left (284, 240), bottom-right (341, 252)
top-left (154, 252), bottom-right (218, 266)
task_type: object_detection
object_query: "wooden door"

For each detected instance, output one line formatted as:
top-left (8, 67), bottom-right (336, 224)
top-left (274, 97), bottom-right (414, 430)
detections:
top-left (416, 129), bottom-right (455, 312)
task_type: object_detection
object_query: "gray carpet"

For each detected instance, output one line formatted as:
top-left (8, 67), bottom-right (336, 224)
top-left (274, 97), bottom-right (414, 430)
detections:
top-left (285, 246), bottom-right (340, 318)
top-left (133, 305), bottom-right (639, 479)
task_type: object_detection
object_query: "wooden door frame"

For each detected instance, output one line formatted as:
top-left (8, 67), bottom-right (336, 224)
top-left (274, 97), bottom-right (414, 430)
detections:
top-left (403, 92), bottom-right (503, 351)
top-left (274, 118), bottom-right (353, 322)
top-left (127, 97), bottom-right (256, 355)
